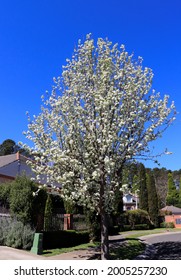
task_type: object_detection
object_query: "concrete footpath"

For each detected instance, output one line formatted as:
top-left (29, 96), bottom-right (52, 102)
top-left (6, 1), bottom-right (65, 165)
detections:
top-left (0, 245), bottom-right (100, 260)
top-left (0, 235), bottom-right (124, 260)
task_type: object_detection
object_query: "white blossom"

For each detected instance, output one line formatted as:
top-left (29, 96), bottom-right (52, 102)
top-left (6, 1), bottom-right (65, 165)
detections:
top-left (23, 35), bottom-right (176, 257)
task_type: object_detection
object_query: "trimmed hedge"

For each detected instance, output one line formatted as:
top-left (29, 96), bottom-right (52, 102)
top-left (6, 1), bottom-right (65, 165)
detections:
top-left (119, 209), bottom-right (152, 230)
top-left (160, 222), bottom-right (175, 228)
top-left (42, 230), bottom-right (90, 249)
top-left (133, 224), bottom-right (149, 230)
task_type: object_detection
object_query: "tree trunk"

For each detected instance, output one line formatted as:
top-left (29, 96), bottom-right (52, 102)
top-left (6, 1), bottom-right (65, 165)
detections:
top-left (100, 171), bottom-right (109, 260)
top-left (100, 207), bottom-right (109, 259)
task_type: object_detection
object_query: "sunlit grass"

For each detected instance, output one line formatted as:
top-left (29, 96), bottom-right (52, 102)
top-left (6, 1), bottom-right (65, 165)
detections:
top-left (43, 242), bottom-right (99, 257)
top-left (121, 227), bottom-right (181, 239)
top-left (110, 239), bottom-right (146, 260)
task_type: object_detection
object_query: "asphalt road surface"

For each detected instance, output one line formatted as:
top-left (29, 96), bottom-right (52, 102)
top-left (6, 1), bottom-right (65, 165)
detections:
top-left (140, 232), bottom-right (181, 244)
top-left (137, 232), bottom-right (181, 260)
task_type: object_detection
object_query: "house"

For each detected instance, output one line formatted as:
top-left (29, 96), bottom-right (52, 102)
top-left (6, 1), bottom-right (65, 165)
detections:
top-left (161, 205), bottom-right (181, 228)
top-left (0, 152), bottom-right (60, 189)
top-left (0, 152), bottom-right (35, 183)
top-left (123, 193), bottom-right (139, 211)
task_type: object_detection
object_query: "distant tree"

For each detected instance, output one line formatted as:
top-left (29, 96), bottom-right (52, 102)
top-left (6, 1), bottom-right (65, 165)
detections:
top-left (0, 139), bottom-right (16, 155)
top-left (138, 163), bottom-right (148, 211)
top-left (146, 171), bottom-right (159, 227)
top-left (179, 177), bottom-right (181, 207)
top-left (166, 172), bottom-right (179, 206)
top-left (0, 138), bottom-right (30, 157)
top-left (153, 167), bottom-right (168, 208)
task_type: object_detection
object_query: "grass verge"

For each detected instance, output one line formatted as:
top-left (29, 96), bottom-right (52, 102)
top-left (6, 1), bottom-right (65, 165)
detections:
top-left (110, 239), bottom-right (146, 260)
top-left (43, 242), bottom-right (99, 257)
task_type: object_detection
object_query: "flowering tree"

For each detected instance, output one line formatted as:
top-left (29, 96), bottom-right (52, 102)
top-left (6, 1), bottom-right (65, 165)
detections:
top-left (24, 35), bottom-right (175, 259)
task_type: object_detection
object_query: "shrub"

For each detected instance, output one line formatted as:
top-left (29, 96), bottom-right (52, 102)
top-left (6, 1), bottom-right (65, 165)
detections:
top-left (0, 218), bottom-right (35, 249)
top-left (9, 175), bottom-right (47, 228)
top-left (42, 230), bottom-right (89, 249)
top-left (22, 224), bottom-right (35, 250)
top-left (122, 225), bottom-right (132, 231)
top-left (120, 209), bottom-right (152, 230)
top-left (134, 224), bottom-right (149, 230)
top-left (0, 217), bottom-right (11, 245)
top-left (160, 222), bottom-right (175, 228)
top-left (6, 221), bottom-right (24, 248)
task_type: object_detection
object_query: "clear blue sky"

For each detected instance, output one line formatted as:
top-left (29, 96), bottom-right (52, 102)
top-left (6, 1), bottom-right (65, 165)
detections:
top-left (0, 0), bottom-right (181, 170)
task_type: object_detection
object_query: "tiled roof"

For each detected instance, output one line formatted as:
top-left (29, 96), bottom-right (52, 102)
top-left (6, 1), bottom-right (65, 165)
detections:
top-left (0, 153), bottom-right (18, 168)
top-left (161, 205), bottom-right (181, 214)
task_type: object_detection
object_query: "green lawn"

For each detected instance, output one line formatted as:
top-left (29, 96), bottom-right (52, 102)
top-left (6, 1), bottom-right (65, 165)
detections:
top-left (110, 239), bottom-right (146, 260)
top-left (43, 242), bottom-right (99, 257)
top-left (121, 227), bottom-right (181, 239)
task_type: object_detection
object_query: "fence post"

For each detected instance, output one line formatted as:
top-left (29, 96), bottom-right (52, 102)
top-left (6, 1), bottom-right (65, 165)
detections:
top-left (64, 214), bottom-right (73, 230)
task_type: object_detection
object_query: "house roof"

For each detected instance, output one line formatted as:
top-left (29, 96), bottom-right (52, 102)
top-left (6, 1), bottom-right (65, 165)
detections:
top-left (161, 205), bottom-right (181, 214)
top-left (0, 152), bottom-right (61, 189)
top-left (0, 153), bottom-right (18, 168)
top-left (0, 152), bottom-right (33, 179)
top-left (0, 152), bottom-right (28, 168)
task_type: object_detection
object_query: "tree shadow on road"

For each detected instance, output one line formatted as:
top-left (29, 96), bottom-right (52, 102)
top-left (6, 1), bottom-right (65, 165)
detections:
top-left (151, 241), bottom-right (181, 260)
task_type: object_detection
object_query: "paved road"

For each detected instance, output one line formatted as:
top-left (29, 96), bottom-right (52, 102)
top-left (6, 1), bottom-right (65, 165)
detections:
top-left (140, 232), bottom-right (181, 244)
top-left (137, 232), bottom-right (181, 260)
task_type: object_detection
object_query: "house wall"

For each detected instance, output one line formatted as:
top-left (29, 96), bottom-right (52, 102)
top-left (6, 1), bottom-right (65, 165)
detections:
top-left (165, 214), bottom-right (181, 228)
top-left (0, 174), bottom-right (14, 184)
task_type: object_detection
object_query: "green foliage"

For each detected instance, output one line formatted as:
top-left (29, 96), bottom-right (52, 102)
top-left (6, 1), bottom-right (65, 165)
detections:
top-left (84, 210), bottom-right (101, 241)
top-left (146, 171), bottom-right (159, 227)
top-left (0, 139), bottom-right (16, 155)
top-left (0, 182), bottom-right (11, 210)
top-left (0, 218), bottom-right (35, 249)
top-left (9, 175), bottom-right (36, 224)
top-left (0, 217), bottom-right (11, 245)
top-left (110, 239), bottom-right (146, 260)
top-left (166, 173), bottom-right (179, 206)
top-left (44, 194), bottom-right (53, 231)
top-left (133, 224), bottom-right (149, 230)
top-left (179, 177), bottom-right (181, 207)
top-left (160, 222), bottom-right (175, 228)
top-left (2, 175), bottom-right (48, 229)
top-left (122, 209), bottom-right (151, 229)
top-left (42, 230), bottom-right (90, 250)
top-left (138, 164), bottom-right (148, 211)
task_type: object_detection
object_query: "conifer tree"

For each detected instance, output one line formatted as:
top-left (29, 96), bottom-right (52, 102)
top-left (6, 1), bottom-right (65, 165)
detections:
top-left (138, 163), bottom-right (148, 211)
top-left (44, 194), bottom-right (53, 231)
top-left (146, 171), bottom-right (159, 227)
top-left (166, 173), bottom-right (178, 206)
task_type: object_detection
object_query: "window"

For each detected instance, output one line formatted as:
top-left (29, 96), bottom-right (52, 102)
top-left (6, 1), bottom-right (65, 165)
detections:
top-left (175, 218), bottom-right (181, 224)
